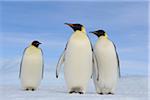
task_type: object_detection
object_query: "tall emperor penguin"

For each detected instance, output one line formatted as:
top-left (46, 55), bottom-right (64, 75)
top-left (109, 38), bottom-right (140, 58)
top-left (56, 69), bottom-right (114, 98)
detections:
top-left (56, 23), bottom-right (93, 94)
top-left (19, 41), bottom-right (44, 91)
top-left (91, 30), bottom-right (120, 95)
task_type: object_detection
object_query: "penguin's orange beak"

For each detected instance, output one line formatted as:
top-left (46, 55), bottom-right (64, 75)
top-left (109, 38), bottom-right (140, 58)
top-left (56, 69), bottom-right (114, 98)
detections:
top-left (64, 23), bottom-right (74, 27)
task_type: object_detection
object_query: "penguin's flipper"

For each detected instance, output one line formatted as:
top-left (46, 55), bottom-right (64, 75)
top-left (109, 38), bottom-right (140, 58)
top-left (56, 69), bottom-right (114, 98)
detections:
top-left (116, 52), bottom-right (121, 78)
top-left (41, 49), bottom-right (44, 79)
top-left (113, 43), bottom-right (121, 78)
top-left (19, 48), bottom-right (27, 78)
top-left (92, 52), bottom-right (99, 81)
top-left (56, 42), bottom-right (68, 78)
top-left (56, 50), bottom-right (65, 78)
top-left (87, 34), bottom-right (94, 78)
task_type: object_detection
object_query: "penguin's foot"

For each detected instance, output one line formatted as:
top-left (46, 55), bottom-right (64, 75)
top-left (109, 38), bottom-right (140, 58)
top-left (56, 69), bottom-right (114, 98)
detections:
top-left (25, 88), bottom-right (29, 91)
top-left (78, 92), bottom-right (84, 94)
top-left (98, 93), bottom-right (104, 95)
top-left (69, 91), bottom-right (75, 94)
top-left (70, 87), bottom-right (84, 94)
top-left (69, 91), bottom-right (84, 94)
top-left (25, 88), bottom-right (35, 91)
top-left (107, 92), bottom-right (114, 95)
top-left (31, 88), bottom-right (35, 91)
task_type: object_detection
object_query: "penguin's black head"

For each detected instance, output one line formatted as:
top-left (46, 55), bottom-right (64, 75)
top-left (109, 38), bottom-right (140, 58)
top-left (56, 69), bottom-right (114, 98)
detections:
top-left (31, 40), bottom-right (41, 48)
top-left (65, 23), bottom-right (83, 32)
top-left (90, 30), bottom-right (106, 37)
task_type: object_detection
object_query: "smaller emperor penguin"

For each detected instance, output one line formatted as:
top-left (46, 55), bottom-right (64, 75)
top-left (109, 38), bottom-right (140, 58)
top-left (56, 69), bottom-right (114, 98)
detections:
top-left (56, 23), bottom-right (93, 94)
top-left (90, 30), bottom-right (120, 95)
top-left (19, 40), bottom-right (44, 91)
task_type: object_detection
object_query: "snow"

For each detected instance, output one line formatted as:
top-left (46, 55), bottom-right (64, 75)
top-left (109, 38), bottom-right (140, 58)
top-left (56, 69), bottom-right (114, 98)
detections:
top-left (0, 71), bottom-right (148, 100)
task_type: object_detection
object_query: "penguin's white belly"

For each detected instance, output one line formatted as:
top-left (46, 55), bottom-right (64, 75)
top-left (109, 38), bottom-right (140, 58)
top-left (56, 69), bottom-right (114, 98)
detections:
top-left (64, 40), bottom-right (92, 91)
top-left (21, 51), bottom-right (42, 89)
top-left (95, 40), bottom-right (118, 93)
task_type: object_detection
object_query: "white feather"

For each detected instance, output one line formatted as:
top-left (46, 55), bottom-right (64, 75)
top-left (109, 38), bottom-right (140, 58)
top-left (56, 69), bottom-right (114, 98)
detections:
top-left (20, 45), bottom-right (43, 89)
top-left (62, 30), bottom-right (92, 93)
top-left (93, 37), bottom-right (119, 94)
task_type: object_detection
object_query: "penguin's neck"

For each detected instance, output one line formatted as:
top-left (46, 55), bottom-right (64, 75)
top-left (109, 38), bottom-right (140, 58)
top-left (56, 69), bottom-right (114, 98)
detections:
top-left (74, 27), bottom-right (86, 34)
top-left (30, 45), bottom-right (38, 48)
top-left (81, 27), bottom-right (86, 33)
top-left (99, 36), bottom-right (108, 40)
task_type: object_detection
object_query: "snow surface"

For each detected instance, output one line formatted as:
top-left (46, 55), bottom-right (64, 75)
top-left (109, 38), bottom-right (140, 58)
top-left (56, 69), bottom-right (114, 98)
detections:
top-left (0, 71), bottom-right (148, 100)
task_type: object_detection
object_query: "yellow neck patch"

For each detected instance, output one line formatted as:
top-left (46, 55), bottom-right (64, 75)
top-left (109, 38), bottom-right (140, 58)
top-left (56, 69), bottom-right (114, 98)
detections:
top-left (104, 32), bottom-right (108, 38)
top-left (81, 27), bottom-right (86, 33)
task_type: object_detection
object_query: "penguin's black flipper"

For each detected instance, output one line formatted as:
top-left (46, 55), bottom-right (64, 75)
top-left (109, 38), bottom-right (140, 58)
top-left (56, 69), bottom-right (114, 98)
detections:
top-left (56, 50), bottom-right (65, 78)
top-left (56, 42), bottom-right (68, 78)
top-left (113, 42), bottom-right (121, 78)
top-left (19, 48), bottom-right (27, 78)
top-left (92, 52), bottom-right (99, 81)
top-left (87, 34), bottom-right (95, 79)
top-left (116, 51), bottom-right (121, 78)
top-left (41, 49), bottom-right (44, 79)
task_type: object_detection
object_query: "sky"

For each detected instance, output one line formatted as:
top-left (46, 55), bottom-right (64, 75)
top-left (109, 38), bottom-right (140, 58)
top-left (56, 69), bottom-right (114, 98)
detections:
top-left (0, 1), bottom-right (148, 76)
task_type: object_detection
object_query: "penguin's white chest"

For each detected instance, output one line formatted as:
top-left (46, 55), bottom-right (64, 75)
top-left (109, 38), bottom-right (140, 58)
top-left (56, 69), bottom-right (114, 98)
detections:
top-left (64, 32), bottom-right (92, 91)
top-left (94, 38), bottom-right (118, 93)
top-left (21, 46), bottom-right (43, 89)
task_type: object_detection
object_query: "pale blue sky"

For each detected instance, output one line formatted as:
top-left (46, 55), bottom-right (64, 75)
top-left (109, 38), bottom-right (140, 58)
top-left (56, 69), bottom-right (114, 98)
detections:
top-left (0, 1), bottom-right (148, 76)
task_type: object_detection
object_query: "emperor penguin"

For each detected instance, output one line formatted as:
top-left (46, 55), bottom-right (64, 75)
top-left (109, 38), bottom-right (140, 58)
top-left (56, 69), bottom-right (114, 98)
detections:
top-left (90, 30), bottom-right (120, 95)
top-left (19, 40), bottom-right (44, 91)
top-left (56, 23), bottom-right (93, 94)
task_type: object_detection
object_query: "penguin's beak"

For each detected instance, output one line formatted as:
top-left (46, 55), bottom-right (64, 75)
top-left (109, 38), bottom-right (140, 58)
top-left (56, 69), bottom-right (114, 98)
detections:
top-left (90, 31), bottom-right (98, 37)
top-left (39, 42), bottom-right (42, 45)
top-left (89, 31), bottom-right (96, 34)
top-left (64, 23), bottom-right (74, 27)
